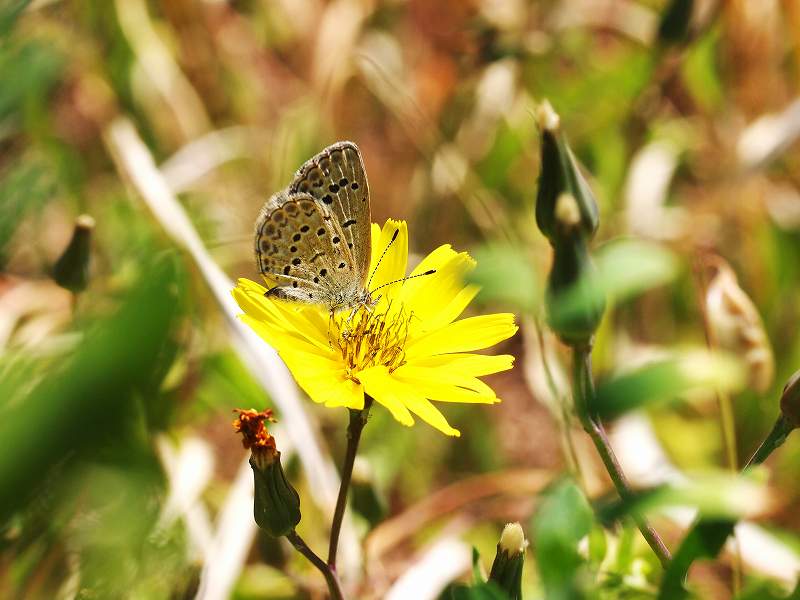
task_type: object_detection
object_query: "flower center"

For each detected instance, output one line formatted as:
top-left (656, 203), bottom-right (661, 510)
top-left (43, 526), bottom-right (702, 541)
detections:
top-left (332, 303), bottom-right (411, 381)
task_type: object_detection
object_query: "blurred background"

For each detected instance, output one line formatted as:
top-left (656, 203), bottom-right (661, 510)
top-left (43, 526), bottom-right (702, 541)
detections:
top-left (2, 0), bottom-right (800, 598)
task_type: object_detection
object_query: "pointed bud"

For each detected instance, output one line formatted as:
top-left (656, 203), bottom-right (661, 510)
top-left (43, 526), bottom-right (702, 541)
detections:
top-left (535, 101), bottom-right (599, 244)
top-left (780, 369), bottom-right (800, 429)
top-left (488, 523), bottom-right (526, 600)
top-left (53, 214), bottom-right (94, 293)
top-left (233, 409), bottom-right (301, 537)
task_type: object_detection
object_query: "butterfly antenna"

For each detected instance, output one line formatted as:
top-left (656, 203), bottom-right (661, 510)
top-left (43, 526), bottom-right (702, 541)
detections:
top-left (367, 228), bottom-right (399, 291)
top-left (369, 269), bottom-right (436, 295)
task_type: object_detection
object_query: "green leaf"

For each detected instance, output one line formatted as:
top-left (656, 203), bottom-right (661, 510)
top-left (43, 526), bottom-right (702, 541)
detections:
top-left (0, 0), bottom-right (31, 37)
top-left (0, 39), bottom-right (63, 121)
top-left (0, 252), bottom-right (185, 520)
top-left (587, 524), bottom-right (608, 567)
top-left (448, 582), bottom-right (509, 600)
top-left (546, 238), bottom-right (679, 345)
top-left (658, 520), bottom-right (732, 600)
top-left (734, 579), bottom-right (800, 600)
top-left (533, 479), bottom-right (593, 600)
top-left (682, 28), bottom-right (724, 112)
top-left (593, 239), bottom-right (680, 304)
top-left (591, 349), bottom-right (744, 420)
top-left (0, 158), bottom-right (56, 266)
top-left (472, 547), bottom-right (485, 584)
top-left (601, 470), bottom-right (770, 524)
top-left (469, 242), bottom-right (538, 313)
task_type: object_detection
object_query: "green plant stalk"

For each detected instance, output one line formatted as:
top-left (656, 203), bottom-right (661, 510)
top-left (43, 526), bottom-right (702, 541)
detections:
top-left (717, 391), bottom-right (738, 471)
top-left (695, 258), bottom-right (742, 593)
top-left (327, 395), bottom-right (374, 570)
top-left (287, 530), bottom-right (345, 600)
top-left (716, 388), bottom-right (742, 595)
top-left (657, 414), bottom-right (796, 599)
top-left (535, 319), bottom-right (585, 487)
top-left (572, 346), bottom-right (672, 568)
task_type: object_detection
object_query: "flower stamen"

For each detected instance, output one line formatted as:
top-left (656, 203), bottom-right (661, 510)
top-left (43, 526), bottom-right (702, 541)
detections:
top-left (332, 304), bottom-right (412, 380)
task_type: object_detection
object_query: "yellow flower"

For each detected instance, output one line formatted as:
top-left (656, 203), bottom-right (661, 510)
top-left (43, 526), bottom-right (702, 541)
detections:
top-left (232, 220), bottom-right (517, 436)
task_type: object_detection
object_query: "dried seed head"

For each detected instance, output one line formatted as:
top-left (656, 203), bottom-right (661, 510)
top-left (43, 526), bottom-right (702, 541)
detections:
top-left (705, 259), bottom-right (774, 393)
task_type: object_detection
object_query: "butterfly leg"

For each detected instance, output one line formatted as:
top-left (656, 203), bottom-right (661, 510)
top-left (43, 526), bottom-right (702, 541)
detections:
top-left (327, 310), bottom-right (335, 347)
top-left (346, 305), bottom-right (359, 324)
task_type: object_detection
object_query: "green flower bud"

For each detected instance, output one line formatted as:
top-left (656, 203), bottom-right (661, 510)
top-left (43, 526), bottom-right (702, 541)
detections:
top-left (545, 233), bottom-right (606, 346)
top-left (488, 523), bottom-right (527, 600)
top-left (53, 214), bottom-right (94, 293)
top-left (780, 369), bottom-right (800, 430)
top-left (233, 408), bottom-right (301, 537)
top-left (535, 102), bottom-right (599, 244)
top-left (250, 451), bottom-right (301, 537)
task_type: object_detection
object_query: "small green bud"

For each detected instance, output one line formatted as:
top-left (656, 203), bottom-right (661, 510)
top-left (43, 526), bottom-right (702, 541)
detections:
top-left (233, 409), bottom-right (301, 537)
top-left (251, 451), bottom-right (301, 537)
top-left (535, 101), bottom-right (599, 244)
top-left (488, 523), bottom-right (526, 600)
top-left (545, 235), bottom-right (606, 346)
top-left (780, 369), bottom-right (800, 430)
top-left (53, 214), bottom-right (94, 293)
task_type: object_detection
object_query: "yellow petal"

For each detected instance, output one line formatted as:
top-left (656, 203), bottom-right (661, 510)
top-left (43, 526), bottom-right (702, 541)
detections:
top-left (233, 279), bottom-right (331, 352)
top-left (394, 365), bottom-right (499, 403)
top-left (405, 313), bottom-right (518, 358)
top-left (285, 351), bottom-right (364, 409)
top-left (403, 395), bottom-right (461, 437)
top-left (367, 220), bottom-right (408, 303)
top-left (358, 366), bottom-right (415, 427)
top-left (408, 353), bottom-right (515, 377)
top-left (240, 315), bottom-right (329, 358)
top-left (360, 367), bottom-right (460, 436)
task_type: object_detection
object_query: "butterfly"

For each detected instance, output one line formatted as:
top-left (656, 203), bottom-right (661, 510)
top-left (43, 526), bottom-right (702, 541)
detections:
top-left (254, 141), bottom-right (376, 313)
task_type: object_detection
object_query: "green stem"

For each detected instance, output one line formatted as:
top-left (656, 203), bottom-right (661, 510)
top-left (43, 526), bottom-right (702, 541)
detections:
top-left (287, 530), bottom-right (345, 600)
top-left (327, 395), bottom-right (373, 570)
top-left (572, 346), bottom-right (672, 568)
top-left (535, 318), bottom-right (585, 487)
top-left (658, 414), bottom-right (796, 599)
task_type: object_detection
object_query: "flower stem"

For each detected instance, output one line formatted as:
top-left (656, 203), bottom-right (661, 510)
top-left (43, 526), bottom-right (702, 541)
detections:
top-left (327, 395), bottom-right (374, 570)
top-left (572, 345), bottom-right (672, 568)
top-left (286, 530), bottom-right (345, 600)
